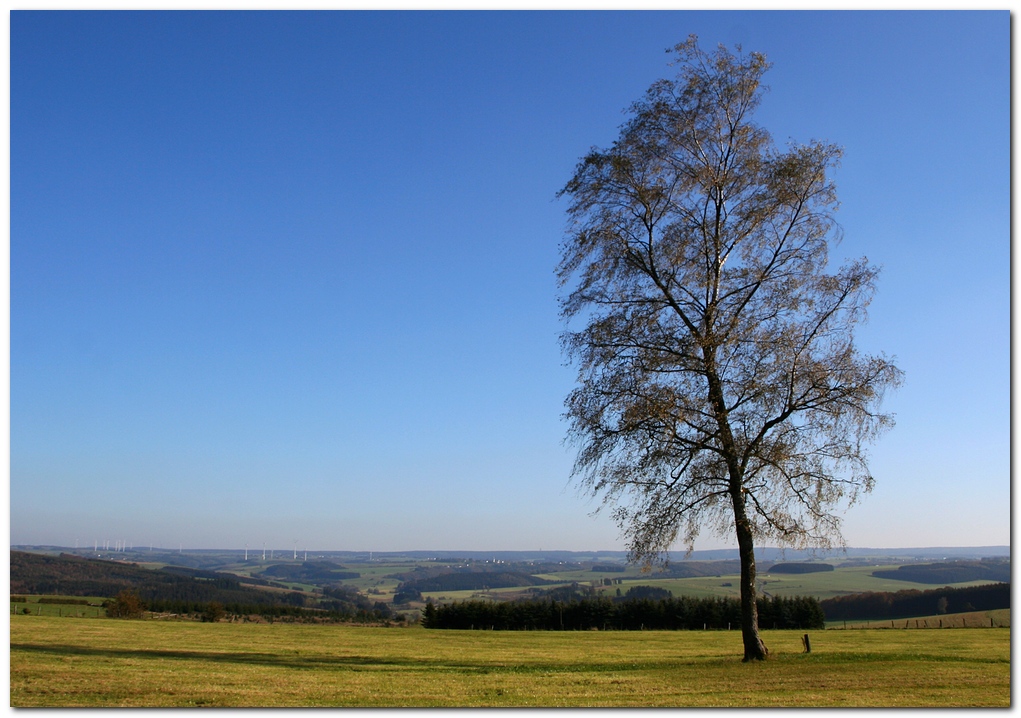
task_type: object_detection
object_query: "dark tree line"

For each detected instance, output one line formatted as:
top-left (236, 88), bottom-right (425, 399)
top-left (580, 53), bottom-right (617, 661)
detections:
top-left (141, 598), bottom-right (392, 622)
top-left (819, 582), bottom-right (1008, 621)
top-left (769, 563), bottom-right (835, 574)
top-left (422, 595), bottom-right (824, 631)
top-left (870, 560), bottom-right (1009, 585)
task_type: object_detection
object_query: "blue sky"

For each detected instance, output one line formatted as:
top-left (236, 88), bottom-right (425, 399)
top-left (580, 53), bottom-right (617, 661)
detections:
top-left (10, 10), bottom-right (1009, 552)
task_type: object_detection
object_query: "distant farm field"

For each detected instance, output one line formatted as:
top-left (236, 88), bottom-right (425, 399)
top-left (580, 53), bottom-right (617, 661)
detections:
top-left (585, 564), bottom-right (1001, 602)
top-left (426, 563), bottom-right (1002, 605)
top-left (10, 617), bottom-right (1009, 707)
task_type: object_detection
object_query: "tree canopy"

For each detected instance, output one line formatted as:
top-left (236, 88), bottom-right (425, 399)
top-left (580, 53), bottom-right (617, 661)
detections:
top-left (557, 36), bottom-right (902, 660)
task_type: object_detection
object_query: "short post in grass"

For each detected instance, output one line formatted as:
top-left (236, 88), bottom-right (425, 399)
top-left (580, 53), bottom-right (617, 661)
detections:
top-left (801, 634), bottom-right (811, 653)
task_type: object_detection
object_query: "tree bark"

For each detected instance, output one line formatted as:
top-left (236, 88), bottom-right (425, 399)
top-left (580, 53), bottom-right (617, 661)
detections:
top-left (733, 489), bottom-right (769, 661)
top-left (705, 354), bottom-right (769, 661)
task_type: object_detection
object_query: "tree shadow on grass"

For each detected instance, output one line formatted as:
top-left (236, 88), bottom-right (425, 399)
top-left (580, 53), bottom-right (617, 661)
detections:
top-left (11, 642), bottom-right (476, 672)
top-left (12, 642), bottom-right (683, 674)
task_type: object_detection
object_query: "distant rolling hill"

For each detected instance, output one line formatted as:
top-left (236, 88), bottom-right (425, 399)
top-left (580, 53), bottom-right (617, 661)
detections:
top-left (871, 559), bottom-right (1009, 584)
top-left (10, 551), bottom-right (305, 608)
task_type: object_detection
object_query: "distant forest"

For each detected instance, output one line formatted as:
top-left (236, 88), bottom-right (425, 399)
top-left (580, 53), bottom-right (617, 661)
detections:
top-left (768, 563), bottom-right (834, 574)
top-left (870, 559), bottom-right (1009, 584)
top-left (11, 551), bottom-right (300, 602)
top-left (9, 551), bottom-right (388, 622)
top-left (820, 583), bottom-right (1009, 621)
top-left (259, 561), bottom-right (360, 582)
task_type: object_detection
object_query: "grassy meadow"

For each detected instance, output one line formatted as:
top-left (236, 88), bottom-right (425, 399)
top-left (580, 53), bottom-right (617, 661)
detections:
top-left (833, 608), bottom-right (1010, 630)
top-left (11, 615), bottom-right (1009, 707)
top-left (11, 596), bottom-right (109, 618)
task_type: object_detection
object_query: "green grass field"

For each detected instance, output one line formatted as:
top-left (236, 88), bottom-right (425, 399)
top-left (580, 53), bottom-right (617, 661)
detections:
top-left (10, 616), bottom-right (1009, 707)
top-left (830, 608), bottom-right (1010, 630)
top-left (11, 596), bottom-right (109, 618)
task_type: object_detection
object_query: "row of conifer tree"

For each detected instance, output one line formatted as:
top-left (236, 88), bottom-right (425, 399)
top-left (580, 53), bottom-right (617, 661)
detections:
top-left (421, 595), bottom-right (825, 631)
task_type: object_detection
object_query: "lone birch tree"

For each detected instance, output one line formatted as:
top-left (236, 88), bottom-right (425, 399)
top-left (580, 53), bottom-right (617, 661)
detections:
top-left (557, 37), bottom-right (902, 661)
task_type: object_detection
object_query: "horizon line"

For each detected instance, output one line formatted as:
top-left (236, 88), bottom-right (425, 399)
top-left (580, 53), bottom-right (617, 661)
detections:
top-left (10, 544), bottom-right (1010, 554)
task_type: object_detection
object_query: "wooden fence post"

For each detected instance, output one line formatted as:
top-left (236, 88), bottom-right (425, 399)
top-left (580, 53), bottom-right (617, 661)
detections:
top-left (801, 634), bottom-right (811, 653)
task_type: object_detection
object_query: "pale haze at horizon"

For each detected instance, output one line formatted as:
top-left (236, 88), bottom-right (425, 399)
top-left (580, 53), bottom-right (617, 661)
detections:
top-left (11, 11), bottom-right (1009, 552)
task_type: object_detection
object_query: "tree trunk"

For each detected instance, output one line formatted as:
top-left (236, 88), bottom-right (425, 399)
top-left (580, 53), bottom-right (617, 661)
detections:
top-left (733, 490), bottom-right (769, 661)
top-left (705, 356), bottom-right (768, 661)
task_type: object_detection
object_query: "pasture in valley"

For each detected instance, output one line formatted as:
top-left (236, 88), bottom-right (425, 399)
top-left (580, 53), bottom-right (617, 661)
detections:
top-left (10, 616), bottom-right (1010, 707)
